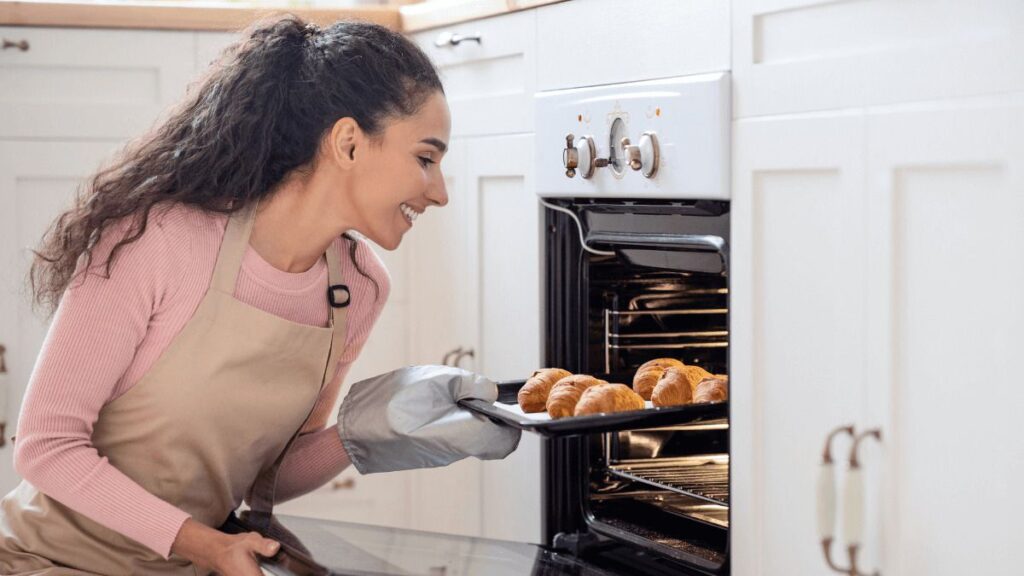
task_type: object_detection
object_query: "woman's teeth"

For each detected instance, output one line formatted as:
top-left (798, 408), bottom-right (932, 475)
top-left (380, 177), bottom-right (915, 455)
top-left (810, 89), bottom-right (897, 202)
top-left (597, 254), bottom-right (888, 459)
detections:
top-left (400, 203), bottom-right (419, 224)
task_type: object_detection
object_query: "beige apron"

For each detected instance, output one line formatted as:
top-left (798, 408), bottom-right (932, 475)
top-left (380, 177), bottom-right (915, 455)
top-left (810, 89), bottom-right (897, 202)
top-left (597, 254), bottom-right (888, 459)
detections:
top-left (0, 202), bottom-right (349, 575)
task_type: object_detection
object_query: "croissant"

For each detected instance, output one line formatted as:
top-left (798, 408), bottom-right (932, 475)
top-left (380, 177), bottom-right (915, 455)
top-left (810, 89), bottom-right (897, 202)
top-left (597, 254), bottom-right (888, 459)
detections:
top-left (650, 368), bottom-right (693, 407)
top-left (632, 358), bottom-right (685, 400)
top-left (546, 375), bottom-right (606, 419)
top-left (517, 368), bottom-right (573, 413)
top-left (694, 375), bottom-right (728, 403)
top-left (574, 383), bottom-right (645, 417)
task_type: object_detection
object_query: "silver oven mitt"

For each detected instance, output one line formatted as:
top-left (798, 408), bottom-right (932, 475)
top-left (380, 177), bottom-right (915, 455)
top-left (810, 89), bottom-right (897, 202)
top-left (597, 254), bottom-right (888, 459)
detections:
top-left (336, 365), bottom-right (522, 474)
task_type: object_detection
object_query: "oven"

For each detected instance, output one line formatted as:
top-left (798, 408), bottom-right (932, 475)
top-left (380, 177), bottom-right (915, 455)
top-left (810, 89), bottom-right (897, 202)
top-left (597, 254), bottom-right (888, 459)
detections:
top-left (253, 72), bottom-right (731, 576)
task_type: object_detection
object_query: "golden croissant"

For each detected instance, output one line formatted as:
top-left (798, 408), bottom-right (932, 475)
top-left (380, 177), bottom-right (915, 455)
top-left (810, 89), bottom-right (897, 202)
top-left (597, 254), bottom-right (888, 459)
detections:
top-left (546, 375), bottom-right (606, 419)
top-left (517, 368), bottom-right (573, 413)
top-left (694, 375), bottom-right (728, 403)
top-left (632, 358), bottom-right (685, 400)
top-left (575, 383), bottom-right (645, 417)
top-left (651, 367), bottom-right (693, 407)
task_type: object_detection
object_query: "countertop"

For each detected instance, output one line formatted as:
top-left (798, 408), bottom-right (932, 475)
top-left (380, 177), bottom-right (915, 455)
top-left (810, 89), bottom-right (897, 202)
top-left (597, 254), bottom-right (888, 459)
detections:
top-left (0, 0), bottom-right (565, 32)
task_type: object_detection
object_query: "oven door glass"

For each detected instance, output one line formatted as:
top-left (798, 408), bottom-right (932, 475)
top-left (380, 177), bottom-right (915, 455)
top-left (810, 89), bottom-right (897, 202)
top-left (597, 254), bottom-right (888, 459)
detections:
top-left (258, 515), bottom-right (630, 576)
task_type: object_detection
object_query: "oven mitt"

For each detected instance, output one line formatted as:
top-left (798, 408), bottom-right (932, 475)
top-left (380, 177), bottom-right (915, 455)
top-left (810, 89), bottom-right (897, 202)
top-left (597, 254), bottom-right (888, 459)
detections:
top-left (336, 365), bottom-right (522, 474)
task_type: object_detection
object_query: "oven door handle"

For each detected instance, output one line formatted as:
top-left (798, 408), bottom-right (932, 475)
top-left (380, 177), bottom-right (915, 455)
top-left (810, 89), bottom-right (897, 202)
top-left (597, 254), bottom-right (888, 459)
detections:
top-left (585, 231), bottom-right (729, 271)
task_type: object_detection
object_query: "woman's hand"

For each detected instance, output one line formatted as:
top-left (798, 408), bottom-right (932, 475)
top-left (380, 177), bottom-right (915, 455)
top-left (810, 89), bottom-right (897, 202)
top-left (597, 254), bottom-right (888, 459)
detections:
top-left (172, 518), bottom-right (280, 575)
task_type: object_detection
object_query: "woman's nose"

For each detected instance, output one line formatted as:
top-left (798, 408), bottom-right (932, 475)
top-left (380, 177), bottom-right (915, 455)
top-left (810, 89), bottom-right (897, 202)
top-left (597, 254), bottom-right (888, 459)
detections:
top-left (427, 176), bottom-right (449, 207)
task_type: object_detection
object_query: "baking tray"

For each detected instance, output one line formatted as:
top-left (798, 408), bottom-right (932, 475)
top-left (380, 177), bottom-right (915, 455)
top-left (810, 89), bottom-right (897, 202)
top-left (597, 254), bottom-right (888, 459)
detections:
top-left (459, 380), bottom-right (727, 437)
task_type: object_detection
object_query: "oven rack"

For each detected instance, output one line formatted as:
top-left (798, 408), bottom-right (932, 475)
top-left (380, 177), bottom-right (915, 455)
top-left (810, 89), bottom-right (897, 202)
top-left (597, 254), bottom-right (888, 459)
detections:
top-left (608, 456), bottom-right (729, 507)
top-left (604, 308), bottom-right (730, 373)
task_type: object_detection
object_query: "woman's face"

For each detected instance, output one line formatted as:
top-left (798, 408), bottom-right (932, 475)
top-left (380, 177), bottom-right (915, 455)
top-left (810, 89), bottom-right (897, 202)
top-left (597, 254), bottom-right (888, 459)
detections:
top-left (344, 91), bottom-right (452, 250)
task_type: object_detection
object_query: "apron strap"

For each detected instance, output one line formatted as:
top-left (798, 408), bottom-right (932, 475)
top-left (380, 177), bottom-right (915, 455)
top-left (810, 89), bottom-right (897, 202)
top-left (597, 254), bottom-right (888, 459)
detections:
top-left (245, 237), bottom-right (351, 531)
top-left (211, 201), bottom-right (259, 295)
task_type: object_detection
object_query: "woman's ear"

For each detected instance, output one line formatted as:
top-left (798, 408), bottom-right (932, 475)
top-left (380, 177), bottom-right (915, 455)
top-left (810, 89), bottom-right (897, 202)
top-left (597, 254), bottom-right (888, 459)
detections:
top-left (328, 117), bottom-right (360, 169)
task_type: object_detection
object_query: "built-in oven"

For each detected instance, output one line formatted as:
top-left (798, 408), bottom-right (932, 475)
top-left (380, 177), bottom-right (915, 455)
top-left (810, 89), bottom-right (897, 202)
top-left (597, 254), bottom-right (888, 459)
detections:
top-left (466, 72), bottom-right (733, 574)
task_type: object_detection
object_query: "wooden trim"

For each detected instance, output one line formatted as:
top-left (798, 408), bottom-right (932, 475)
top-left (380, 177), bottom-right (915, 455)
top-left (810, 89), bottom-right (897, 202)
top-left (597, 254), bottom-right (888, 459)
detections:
top-left (400, 0), bottom-right (564, 33)
top-left (0, 1), bottom-right (401, 32)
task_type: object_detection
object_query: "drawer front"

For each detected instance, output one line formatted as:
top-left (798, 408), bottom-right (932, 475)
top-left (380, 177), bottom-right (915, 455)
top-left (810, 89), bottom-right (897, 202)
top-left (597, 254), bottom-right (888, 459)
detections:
top-left (0, 27), bottom-right (195, 139)
top-left (411, 10), bottom-right (535, 137)
top-left (536, 0), bottom-right (730, 91)
top-left (732, 0), bottom-right (1024, 117)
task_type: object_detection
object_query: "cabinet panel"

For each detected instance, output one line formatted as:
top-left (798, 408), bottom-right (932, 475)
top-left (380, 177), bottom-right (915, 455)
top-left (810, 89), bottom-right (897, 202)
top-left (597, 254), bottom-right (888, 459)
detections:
top-left (411, 10), bottom-right (535, 137)
top-left (865, 96), bottom-right (1024, 575)
top-left (465, 134), bottom-right (542, 543)
top-left (732, 0), bottom-right (1024, 117)
top-left (536, 0), bottom-right (728, 91)
top-left (0, 27), bottom-right (195, 139)
top-left (732, 113), bottom-right (867, 575)
top-left (0, 140), bottom-right (123, 493)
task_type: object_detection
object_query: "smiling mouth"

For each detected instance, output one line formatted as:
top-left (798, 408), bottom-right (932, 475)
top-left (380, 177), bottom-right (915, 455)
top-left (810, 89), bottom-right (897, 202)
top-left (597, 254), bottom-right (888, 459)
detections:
top-left (400, 203), bottom-right (420, 225)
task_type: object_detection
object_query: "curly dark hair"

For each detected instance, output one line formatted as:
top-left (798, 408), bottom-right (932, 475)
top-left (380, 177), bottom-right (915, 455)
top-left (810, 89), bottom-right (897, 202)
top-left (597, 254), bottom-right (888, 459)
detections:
top-left (30, 15), bottom-right (443, 313)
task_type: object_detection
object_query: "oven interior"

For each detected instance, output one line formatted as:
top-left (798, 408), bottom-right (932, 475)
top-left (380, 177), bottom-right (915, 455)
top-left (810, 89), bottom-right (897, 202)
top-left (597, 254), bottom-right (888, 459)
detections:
top-left (543, 199), bottom-right (730, 574)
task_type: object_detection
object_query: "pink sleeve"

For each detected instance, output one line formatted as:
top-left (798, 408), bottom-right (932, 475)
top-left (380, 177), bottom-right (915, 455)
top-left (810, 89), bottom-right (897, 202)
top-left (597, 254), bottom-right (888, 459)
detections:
top-left (273, 239), bottom-right (390, 503)
top-left (13, 216), bottom-right (192, 559)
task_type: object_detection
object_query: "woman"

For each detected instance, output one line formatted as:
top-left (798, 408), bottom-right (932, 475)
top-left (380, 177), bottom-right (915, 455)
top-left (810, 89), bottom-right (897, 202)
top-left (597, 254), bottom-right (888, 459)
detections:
top-left (0, 16), bottom-right (518, 575)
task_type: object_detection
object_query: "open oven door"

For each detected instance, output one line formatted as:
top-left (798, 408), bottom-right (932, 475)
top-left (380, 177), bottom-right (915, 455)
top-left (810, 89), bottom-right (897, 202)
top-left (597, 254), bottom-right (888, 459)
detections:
top-left (249, 513), bottom-right (709, 576)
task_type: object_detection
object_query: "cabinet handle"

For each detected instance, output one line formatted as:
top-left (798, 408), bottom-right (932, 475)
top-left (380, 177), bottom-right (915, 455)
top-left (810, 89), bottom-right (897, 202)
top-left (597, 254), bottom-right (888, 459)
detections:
top-left (434, 31), bottom-right (482, 48)
top-left (441, 346), bottom-right (463, 366)
top-left (2, 39), bottom-right (30, 52)
top-left (331, 478), bottom-right (356, 491)
top-left (844, 429), bottom-right (882, 576)
top-left (452, 347), bottom-right (475, 368)
top-left (0, 344), bottom-right (8, 448)
top-left (818, 425), bottom-right (854, 574)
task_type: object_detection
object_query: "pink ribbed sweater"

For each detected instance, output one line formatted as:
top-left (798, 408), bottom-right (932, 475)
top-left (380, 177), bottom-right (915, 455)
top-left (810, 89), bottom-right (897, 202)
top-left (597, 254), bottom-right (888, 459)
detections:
top-left (11, 203), bottom-right (389, 559)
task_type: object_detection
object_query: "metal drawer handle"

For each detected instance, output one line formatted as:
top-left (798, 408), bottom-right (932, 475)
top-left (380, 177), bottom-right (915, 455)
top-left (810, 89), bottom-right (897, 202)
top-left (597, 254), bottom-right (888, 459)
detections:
top-left (442, 346), bottom-right (463, 366)
top-left (0, 344), bottom-right (8, 448)
top-left (818, 424), bottom-right (854, 574)
top-left (2, 39), bottom-right (30, 52)
top-left (434, 31), bottom-right (482, 48)
top-left (452, 347), bottom-right (475, 368)
top-left (844, 429), bottom-right (882, 576)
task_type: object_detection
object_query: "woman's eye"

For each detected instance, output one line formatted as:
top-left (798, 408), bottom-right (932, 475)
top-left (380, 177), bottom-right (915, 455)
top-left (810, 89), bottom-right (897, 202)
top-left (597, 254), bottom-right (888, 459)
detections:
top-left (418, 156), bottom-right (435, 167)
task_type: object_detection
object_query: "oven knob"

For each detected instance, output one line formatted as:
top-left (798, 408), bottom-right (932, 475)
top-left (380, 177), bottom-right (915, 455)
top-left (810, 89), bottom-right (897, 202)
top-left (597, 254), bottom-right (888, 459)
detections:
top-left (563, 134), bottom-right (602, 179)
top-left (620, 131), bottom-right (660, 178)
top-left (563, 134), bottom-right (579, 178)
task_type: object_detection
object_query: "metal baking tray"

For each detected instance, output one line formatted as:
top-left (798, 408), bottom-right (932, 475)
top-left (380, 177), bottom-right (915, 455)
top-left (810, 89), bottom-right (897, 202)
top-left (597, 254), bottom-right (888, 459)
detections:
top-left (460, 380), bottom-right (727, 437)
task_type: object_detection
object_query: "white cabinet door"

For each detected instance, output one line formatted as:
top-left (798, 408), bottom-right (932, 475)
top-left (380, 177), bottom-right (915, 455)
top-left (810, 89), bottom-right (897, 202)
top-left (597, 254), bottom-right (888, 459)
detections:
top-left (405, 138), bottom-right (485, 537)
top-left (864, 96), bottom-right (1024, 576)
top-left (0, 140), bottom-right (123, 493)
top-left (731, 112), bottom-right (868, 575)
top-left (731, 0), bottom-right (1024, 118)
top-left (0, 27), bottom-right (195, 139)
top-left (464, 134), bottom-right (542, 544)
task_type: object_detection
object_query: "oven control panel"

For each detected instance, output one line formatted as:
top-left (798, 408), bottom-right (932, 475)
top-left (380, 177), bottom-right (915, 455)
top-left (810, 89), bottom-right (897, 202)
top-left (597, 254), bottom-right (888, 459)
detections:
top-left (535, 72), bottom-right (730, 200)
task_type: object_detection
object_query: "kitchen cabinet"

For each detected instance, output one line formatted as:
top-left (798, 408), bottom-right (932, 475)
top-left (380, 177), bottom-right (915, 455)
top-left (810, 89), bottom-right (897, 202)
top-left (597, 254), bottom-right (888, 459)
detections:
top-left (404, 133), bottom-right (543, 542)
top-left (405, 9), bottom-right (543, 543)
top-left (0, 26), bottom-right (196, 139)
top-left (731, 0), bottom-right (1024, 118)
top-left (732, 97), bottom-right (1024, 575)
top-left (731, 111), bottom-right (869, 576)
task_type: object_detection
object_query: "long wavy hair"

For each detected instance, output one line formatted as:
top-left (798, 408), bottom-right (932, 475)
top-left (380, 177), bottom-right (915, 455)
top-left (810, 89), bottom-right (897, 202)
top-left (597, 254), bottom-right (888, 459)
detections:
top-left (30, 16), bottom-right (443, 314)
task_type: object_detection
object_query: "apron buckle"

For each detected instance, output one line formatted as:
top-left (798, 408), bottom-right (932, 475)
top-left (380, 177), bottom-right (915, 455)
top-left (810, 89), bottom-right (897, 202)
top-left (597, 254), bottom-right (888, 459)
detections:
top-left (328, 284), bottom-right (351, 308)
